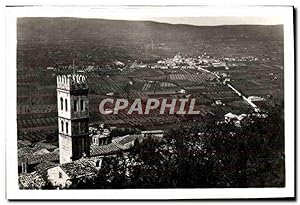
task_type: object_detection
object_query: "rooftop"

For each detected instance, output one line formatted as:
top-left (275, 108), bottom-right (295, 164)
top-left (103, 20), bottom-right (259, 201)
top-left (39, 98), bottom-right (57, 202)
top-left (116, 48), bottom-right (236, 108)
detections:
top-left (19, 171), bottom-right (46, 189)
top-left (57, 74), bottom-right (88, 91)
top-left (90, 143), bottom-right (122, 156)
top-left (60, 159), bottom-right (98, 178)
top-left (34, 161), bottom-right (58, 176)
top-left (112, 134), bottom-right (142, 149)
top-left (18, 150), bottom-right (59, 166)
top-left (141, 130), bottom-right (164, 134)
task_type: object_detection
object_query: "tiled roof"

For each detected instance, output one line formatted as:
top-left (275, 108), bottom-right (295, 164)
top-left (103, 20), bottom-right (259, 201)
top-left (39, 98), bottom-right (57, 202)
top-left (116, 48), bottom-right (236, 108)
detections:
top-left (33, 148), bottom-right (50, 155)
top-left (90, 134), bottom-right (143, 157)
top-left (141, 130), bottom-right (164, 134)
top-left (17, 140), bottom-right (32, 148)
top-left (34, 161), bottom-right (58, 176)
top-left (112, 134), bottom-right (142, 148)
top-left (19, 171), bottom-right (46, 189)
top-left (18, 146), bottom-right (33, 157)
top-left (34, 142), bottom-right (57, 151)
top-left (90, 143), bottom-right (122, 157)
top-left (19, 151), bottom-right (59, 166)
top-left (18, 142), bottom-right (57, 156)
top-left (60, 159), bottom-right (98, 178)
top-left (18, 135), bottom-right (142, 166)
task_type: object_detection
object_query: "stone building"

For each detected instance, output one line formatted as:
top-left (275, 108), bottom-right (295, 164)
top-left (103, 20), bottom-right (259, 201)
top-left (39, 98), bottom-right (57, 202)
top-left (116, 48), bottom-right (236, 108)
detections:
top-left (57, 74), bottom-right (90, 164)
top-left (91, 128), bottom-right (112, 146)
top-left (47, 158), bottom-right (101, 189)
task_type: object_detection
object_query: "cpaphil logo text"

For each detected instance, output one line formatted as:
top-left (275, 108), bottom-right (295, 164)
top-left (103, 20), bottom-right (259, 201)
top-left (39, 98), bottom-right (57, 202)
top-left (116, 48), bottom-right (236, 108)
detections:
top-left (99, 98), bottom-right (201, 115)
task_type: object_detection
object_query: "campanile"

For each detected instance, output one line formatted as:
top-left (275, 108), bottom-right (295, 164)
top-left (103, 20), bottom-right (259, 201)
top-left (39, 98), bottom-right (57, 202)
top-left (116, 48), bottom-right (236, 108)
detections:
top-left (57, 74), bottom-right (90, 164)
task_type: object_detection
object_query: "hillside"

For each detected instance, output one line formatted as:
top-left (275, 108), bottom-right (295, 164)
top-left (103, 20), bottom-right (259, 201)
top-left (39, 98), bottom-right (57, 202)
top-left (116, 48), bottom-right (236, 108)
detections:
top-left (17, 17), bottom-right (284, 67)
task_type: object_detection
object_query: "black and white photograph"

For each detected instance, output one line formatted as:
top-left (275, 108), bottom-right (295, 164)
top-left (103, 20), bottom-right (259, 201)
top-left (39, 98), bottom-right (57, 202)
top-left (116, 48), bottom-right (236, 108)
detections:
top-left (4, 4), bottom-right (295, 200)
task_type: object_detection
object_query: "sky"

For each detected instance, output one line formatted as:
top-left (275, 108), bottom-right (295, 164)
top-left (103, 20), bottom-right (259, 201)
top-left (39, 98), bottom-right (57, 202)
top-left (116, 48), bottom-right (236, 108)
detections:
top-left (83, 16), bottom-right (283, 26)
top-left (12, 6), bottom-right (285, 26)
top-left (141, 17), bottom-right (283, 26)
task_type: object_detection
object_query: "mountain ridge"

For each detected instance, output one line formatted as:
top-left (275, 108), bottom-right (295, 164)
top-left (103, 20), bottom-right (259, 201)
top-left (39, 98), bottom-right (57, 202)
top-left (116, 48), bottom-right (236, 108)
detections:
top-left (17, 17), bottom-right (284, 67)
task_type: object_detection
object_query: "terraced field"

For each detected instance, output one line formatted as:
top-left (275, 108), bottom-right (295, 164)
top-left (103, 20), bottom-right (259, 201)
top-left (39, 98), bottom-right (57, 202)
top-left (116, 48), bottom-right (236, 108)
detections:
top-left (17, 61), bottom-right (283, 143)
top-left (171, 73), bottom-right (215, 82)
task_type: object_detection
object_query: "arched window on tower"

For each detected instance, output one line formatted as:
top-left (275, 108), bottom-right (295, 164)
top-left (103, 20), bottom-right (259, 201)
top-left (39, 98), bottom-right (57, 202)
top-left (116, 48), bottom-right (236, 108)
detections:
top-left (65, 99), bottom-right (68, 111)
top-left (80, 99), bottom-right (84, 111)
top-left (66, 122), bottom-right (69, 134)
top-left (74, 100), bottom-right (77, 112)
top-left (61, 120), bottom-right (64, 132)
top-left (60, 97), bottom-right (63, 110)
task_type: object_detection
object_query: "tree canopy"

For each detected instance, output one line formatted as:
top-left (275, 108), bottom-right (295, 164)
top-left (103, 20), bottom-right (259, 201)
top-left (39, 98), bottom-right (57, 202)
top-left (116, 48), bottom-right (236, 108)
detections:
top-left (70, 102), bottom-right (285, 189)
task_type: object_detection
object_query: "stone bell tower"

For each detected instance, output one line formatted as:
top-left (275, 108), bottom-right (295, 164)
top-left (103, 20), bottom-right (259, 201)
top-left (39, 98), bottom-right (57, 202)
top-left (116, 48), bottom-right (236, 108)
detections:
top-left (57, 74), bottom-right (90, 164)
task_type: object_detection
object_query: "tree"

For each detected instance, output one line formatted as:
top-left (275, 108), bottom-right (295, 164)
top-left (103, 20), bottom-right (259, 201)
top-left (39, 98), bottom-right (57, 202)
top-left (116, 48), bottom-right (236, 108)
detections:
top-left (66, 102), bottom-right (285, 188)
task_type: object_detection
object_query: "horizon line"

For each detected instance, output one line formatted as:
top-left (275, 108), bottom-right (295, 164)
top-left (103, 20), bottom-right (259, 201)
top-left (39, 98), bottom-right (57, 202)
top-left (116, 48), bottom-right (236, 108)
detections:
top-left (18, 16), bottom-right (284, 27)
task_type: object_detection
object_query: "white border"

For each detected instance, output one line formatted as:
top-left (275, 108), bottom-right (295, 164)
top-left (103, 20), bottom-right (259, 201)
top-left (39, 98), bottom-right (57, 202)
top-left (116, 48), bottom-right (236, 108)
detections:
top-left (5, 6), bottom-right (295, 200)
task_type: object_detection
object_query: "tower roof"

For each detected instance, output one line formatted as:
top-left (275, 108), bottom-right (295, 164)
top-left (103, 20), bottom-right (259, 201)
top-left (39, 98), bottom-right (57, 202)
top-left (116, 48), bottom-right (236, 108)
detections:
top-left (57, 74), bottom-right (88, 91)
